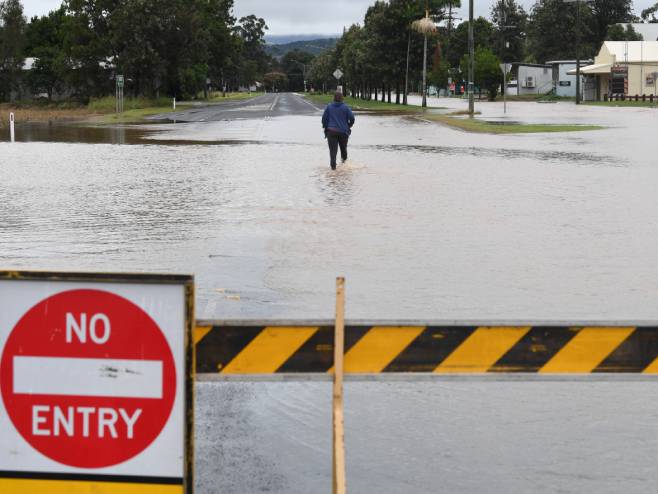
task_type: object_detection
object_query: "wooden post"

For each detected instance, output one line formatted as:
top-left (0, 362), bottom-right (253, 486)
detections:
top-left (333, 277), bottom-right (346, 494)
top-left (9, 112), bottom-right (15, 143)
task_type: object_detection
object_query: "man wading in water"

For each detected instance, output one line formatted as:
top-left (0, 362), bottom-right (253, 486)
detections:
top-left (322, 91), bottom-right (355, 170)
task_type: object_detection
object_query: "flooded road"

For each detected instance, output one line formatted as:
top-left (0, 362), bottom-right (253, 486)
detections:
top-left (2, 94), bottom-right (657, 321)
top-left (3, 93), bottom-right (658, 492)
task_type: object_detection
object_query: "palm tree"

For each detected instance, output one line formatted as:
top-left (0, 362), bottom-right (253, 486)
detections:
top-left (412, 1), bottom-right (437, 108)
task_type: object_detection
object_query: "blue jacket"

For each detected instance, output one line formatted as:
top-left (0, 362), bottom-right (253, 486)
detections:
top-left (322, 102), bottom-right (355, 136)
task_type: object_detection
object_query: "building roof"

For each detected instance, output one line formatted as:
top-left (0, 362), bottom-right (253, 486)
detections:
top-left (567, 63), bottom-right (612, 75)
top-left (511, 62), bottom-right (550, 68)
top-left (617, 23), bottom-right (658, 42)
top-left (545, 60), bottom-right (592, 65)
top-left (602, 41), bottom-right (658, 63)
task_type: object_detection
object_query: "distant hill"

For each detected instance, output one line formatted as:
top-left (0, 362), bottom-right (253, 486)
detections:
top-left (265, 34), bottom-right (338, 45)
top-left (265, 37), bottom-right (338, 59)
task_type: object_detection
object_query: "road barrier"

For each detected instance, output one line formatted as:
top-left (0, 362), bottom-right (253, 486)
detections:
top-left (195, 323), bottom-right (658, 374)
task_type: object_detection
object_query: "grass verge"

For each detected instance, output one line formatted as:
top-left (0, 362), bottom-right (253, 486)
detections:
top-left (93, 105), bottom-right (193, 124)
top-left (0, 102), bottom-right (93, 128)
top-left (419, 114), bottom-right (603, 134)
top-left (304, 93), bottom-right (422, 111)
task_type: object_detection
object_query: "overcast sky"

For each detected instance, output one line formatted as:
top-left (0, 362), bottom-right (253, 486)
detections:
top-left (23, 0), bottom-right (658, 35)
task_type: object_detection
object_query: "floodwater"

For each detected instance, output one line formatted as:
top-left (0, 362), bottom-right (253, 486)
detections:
top-left (3, 96), bottom-right (658, 492)
top-left (2, 101), bottom-right (658, 321)
top-left (197, 378), bottom-right (658, 494)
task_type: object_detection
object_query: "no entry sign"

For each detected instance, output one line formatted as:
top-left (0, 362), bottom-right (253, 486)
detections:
top-left (0, 272), bottom-right (194, 493)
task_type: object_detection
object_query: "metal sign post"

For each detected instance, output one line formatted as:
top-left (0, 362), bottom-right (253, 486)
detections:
top-left (116, 75), bottom-right (125, 114)
top-left (333, 69), bottom-right (344, 93)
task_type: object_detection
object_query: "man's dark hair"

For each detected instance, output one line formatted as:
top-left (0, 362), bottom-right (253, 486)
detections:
top-left (334, 91), bottom-right (344, 102)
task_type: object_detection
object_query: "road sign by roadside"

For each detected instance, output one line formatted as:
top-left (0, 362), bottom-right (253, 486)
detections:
top-left (333, 69), bottom-right (343, 80)
top-left (116, 75), bottom-right (124, 88)
top-left (0, 271), bottom-right (194, 494)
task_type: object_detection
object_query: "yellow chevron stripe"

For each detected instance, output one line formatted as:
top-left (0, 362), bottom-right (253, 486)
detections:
top-left (642, 355), bottom-right (658, 374)
top-left (194, 325), bottom-right (212, 345)
top-left (0, 479), bottom-right (182, 494)
top-left (342, 326), bottom-right (425, 373)
top-left (540, 327), bottom-right (634, 373)
top-left (221, 327), bottom-right (318, 374)
top-left (435, 327), bottom-right (530, 373)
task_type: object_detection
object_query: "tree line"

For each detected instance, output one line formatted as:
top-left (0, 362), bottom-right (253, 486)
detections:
top-left (307, 0), bottom-right (643, 102)
top-left (0, 0), bottom-right (270, 102)
top-left (0, 0), bottom-right (653, 103)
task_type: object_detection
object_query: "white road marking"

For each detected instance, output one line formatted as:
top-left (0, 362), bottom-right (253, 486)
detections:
top-left (294, 93), bottom-right (323, 111)
top-left (269, 94), bottom-right (280, 112)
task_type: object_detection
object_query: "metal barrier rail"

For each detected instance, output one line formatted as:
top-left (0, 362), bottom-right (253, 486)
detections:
top-left (194, 321), bottom-right (658, 375)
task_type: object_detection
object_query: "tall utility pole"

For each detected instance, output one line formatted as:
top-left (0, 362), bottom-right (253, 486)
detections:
top-left (563, 0), bottom-right (590, 103)
top-left (575, 0), bottom-right (581, 104)
top-left (468, 0), bottom-right (475, 115)
top-left (498, 0), bottom-right (516, 114)
top-left (422, 29), bottom-right (428, 107)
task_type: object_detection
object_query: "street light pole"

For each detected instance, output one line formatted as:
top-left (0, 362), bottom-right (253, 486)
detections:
top-left (468, 0), bottom-right (475, 115)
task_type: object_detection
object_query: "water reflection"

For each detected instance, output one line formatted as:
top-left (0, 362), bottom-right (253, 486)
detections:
top-left (0, 122), bottom-right (149, 144)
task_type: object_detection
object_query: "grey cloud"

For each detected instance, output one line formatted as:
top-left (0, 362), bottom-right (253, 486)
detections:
top-left (24, 0), bottom-right (658, 34)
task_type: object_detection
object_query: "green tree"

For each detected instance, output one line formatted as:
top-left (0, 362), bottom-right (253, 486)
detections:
top-left (0, 0), bottom-right (27, 101)
top-left (527, 0), bottom-right (595, 62)
top-left (25, 7), bottom-right (68, 100)
top-left (641, 3), bottom-right (658, 22)
top-left (460, 46), bottom-right (502, 100)
top-left (605, 23), bottom-right (643, 40)
top-left (307, 50), bottom-right (335, 93)
top-left (446, 17), bottom-right (494, 68)
top-left (590, 0), bottom-right (635, 46)
top-left (490, 0), bottom-right (528, 63)
top-left (235, 14), bottom-right (269, 87)
top-left (281, 49), bottom-right (314, 91)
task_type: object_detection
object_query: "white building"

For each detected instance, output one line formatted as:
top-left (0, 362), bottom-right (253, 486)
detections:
top-left (573, 41), bottom-right (658, 100)
top-left (508, 63), bottom-right (553, 95)
top-left (546, 60), bottom-right (591, 98)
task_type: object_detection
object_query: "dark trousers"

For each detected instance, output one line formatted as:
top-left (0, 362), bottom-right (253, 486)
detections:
top-left (326, 130), bottom-right (349, 168)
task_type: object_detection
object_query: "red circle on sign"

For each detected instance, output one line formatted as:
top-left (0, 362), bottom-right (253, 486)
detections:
top-left (0, 289), bottom-right (176, 468)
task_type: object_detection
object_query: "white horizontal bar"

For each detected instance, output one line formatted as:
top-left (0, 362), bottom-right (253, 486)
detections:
top-left (198, 319), bottom-right (658, 327)
top-left (13, 356), bottom-right (163, 399)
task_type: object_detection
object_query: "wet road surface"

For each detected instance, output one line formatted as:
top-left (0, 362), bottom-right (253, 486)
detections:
top-left (153, 92), bottom-right (323, 122)
top-left (3, 95), bottom-right (658, 492)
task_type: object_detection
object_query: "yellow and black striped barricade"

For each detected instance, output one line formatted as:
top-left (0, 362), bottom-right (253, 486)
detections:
top-left (195, 322), bottom-right (658, 375)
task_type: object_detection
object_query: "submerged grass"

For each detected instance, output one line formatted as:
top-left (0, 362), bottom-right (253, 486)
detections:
top-left (207, 91), bottom-right (260, 102)
top-left (584, 100), bottom-right (658, 108)
top-left (304, 93), bottom-right (421, 111)
top-left (420, 114), bottom-right (603, 134)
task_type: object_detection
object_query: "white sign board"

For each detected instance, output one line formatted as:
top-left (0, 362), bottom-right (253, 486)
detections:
top-left (333, 69), bottom-right (344, 80)
top-left (0, 271), bottom-right (193, 493)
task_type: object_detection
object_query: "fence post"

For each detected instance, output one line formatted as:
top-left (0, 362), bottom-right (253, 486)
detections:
top-left (333, 277), bottom-right (346, 494)
top-left (9, 112), bottom-right (15, 143)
